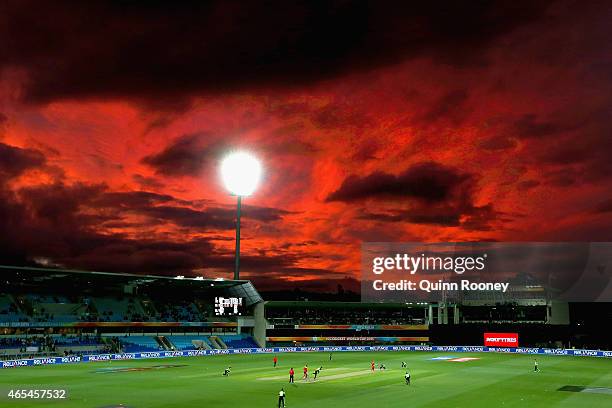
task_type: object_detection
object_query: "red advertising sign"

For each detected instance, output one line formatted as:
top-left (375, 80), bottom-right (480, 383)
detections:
top-left (484, 332), bottom-right (519, 347)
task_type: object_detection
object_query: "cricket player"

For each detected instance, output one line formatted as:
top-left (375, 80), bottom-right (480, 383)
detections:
top-left (401, 361), bottom-right (407, 368)
top-left (313, 366), bottom-right (322, 380)
top-left (371, 360), bottom-right (375, 372)
top-left (274, 355), bottom-right (278, 368)
top-left (223, 366), bottom-right (231, 376)
top-left (405, 370), bottom-right (411, 385)
top-left (534, 359), bottom-right (539, 372)
top-left (289, 367), bottom-right (295, 383)
top-left (303, 364), bottom-right (308, 380)
top-left (278, 388), bottom-right (286, 408)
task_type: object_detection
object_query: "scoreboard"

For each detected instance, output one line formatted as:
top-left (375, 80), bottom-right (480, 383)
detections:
top-left (214, 297), bottom-right (244, 316)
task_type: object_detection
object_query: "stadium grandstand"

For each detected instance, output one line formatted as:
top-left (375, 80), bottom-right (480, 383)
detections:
top-left (1, 265), bottom-right (611, 363)
top-left (0, 266), bottom-right (264, 361)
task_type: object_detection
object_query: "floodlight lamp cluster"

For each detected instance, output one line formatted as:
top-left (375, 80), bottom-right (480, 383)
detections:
top-left (220, 151), bottom-right (262, 197)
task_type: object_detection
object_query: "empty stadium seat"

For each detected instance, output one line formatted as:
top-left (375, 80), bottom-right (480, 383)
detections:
top-left (165, 335), bottom-right (213, 350)
top-left (115, 336), bottom-right (161, 352)
top-left (220, 334), bottom-right (258, 348)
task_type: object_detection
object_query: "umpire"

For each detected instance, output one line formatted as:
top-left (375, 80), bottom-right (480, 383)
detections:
top-left (278, 388), bottom-right (286, 407)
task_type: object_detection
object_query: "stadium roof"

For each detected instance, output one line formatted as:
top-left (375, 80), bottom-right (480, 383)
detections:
top-left (266, 301), bottom-right (429, 308)
top-left (0, 265), bottom-right (263, 305)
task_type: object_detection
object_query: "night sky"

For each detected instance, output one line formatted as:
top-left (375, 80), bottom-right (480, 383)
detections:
top-left (1, 1), bottom-right (611, 292)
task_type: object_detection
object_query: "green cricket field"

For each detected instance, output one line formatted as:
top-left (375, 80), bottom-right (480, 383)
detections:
top-left (1, 351), bottom-right (610, 407)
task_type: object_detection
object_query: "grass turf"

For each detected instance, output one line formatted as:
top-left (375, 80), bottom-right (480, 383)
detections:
top-left (1, 351), bottom-right (611, 407)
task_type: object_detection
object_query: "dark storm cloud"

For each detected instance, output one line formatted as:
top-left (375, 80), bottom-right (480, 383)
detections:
top-left (516, 180), bottom-right (540, 191)
top-left (248, 276), bottom-right (360, 294)
top-left (278, 240), bottom-right (319, 250)
top-left (137, 205), bottom-right (235, 229)
top-left (18, 182), bottom-right (105, 223)
top-left (459, 204), bottom-right (501, 231)
top-left (91, 190), bottom-right (179, 208)
top-left (417, 89), bottom-right (470, 125)
top-left (544, 168), bottom-right (578, 187)
top-left (0, 0), bottom-right (551, 104)
top-left (89, 187), bottom-right (290, 228)
top-left (326, 162), bottom-right (471, 203)
top-left (513, 114), bottom-right (564, 139)
top-left (479, 135), bottom-right (517, 151)
top-left (358, 203), bottom-right (500, 231)
top-left (312, 104), bottom-right (373, 130)
top-left (592, 199), bottom-right (612, 214)
top-left (63, 236), bottom-right (215, 274)
top-left (359, 210), bottom-right (462, 226)
top-left (142, 131), bottom-right (317, 177)
top-left (0, 183), bottom-right (100, 266)
top-left (0, 142), bottom-right (46, 178)
top-left (539, 144), bottom-right (593, 165)
top-left (0, 139), bottom-right (291, 272)
top-left (0, 175), bottom-right (296, 275)
top-left (526, 108), bottom-right (612, 186)
top-left (0, 113), bottom-right (7, 136)
top-left (141, 133), bottom-right (217, 176)
top-left (332, 162), bottom-right (502, 229)
top-left (131, 174), bottom-right (165, 189)
top-left (141, 133), bottom-right (266, 177)
top-left (511, 114), bottom-right (579, 140)
top-left (264, 136), bottom-right (319, 157)
top-left (240, 205), bottom-right (293, 222)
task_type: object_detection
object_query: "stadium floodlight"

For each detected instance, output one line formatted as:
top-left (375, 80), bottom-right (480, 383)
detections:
top-left (220, 151), bottom-right (262, 197)
top-left (220, 151), bottom-right (263, 280)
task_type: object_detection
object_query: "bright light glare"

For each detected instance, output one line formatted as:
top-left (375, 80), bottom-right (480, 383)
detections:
top-left (220, 151), bottom-right (262, 196)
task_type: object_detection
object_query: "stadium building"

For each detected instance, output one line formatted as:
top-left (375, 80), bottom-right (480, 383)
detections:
top-left (2, 266), bottom-right (610, 361)
top-left (0, 266), bottom-right (265, 360)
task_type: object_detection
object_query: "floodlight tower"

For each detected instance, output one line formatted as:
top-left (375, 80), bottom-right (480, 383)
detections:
top-left (220, 151), bottom-right (262, 280)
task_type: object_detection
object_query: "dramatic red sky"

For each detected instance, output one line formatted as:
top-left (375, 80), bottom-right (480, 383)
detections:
top-left (1, 1), bottom-right (611, 291)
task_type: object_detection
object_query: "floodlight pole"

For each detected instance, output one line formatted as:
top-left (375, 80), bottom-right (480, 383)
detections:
top-left (234, 195), bottom-right (242, 280)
